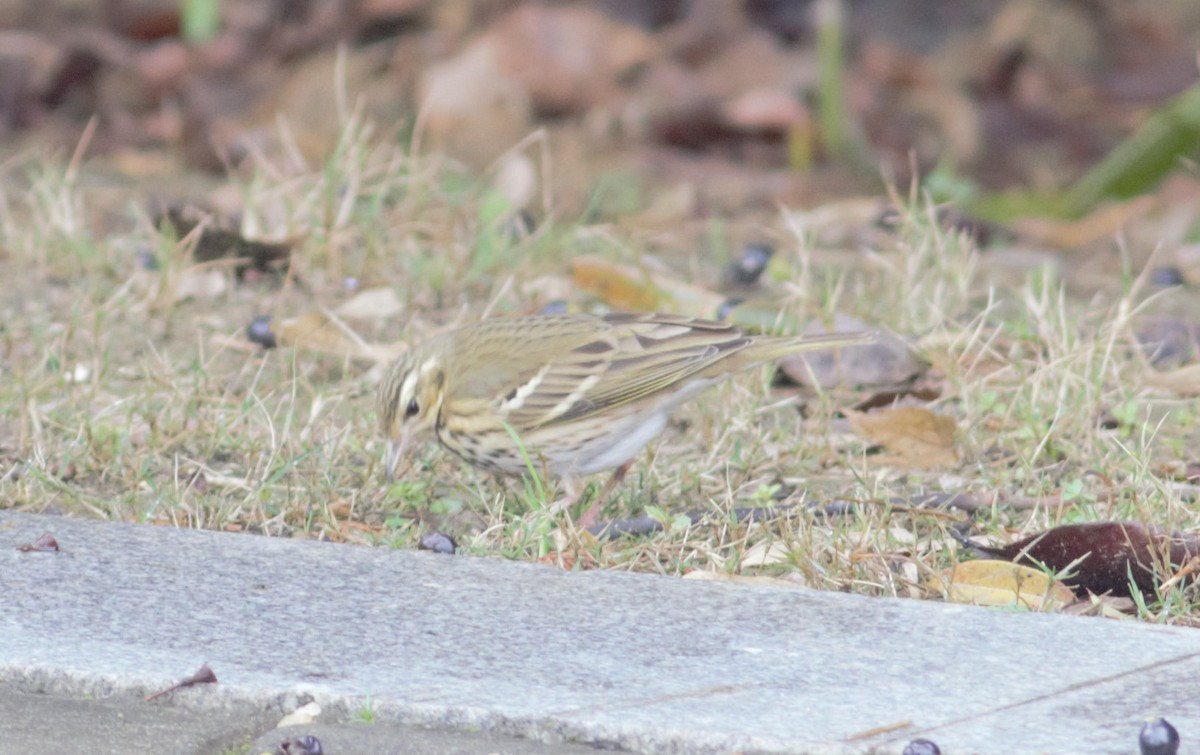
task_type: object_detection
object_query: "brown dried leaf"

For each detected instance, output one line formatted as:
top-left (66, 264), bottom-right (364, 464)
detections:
top-left (848, 406), bottom-right (959, 469)
top-left (854, 388), bottom-right (941, 412)
top-left (1145, 364), bottom-right (1200, 397)
top-left (158, 204), bottom-right (292, 276)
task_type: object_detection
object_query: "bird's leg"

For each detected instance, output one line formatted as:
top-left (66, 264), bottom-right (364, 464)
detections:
top-left (548, 476), bottom-right (584, 514)
top-left (577, 460), bottom-right (633, 529)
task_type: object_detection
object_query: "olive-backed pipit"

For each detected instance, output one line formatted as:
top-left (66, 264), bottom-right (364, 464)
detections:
top-left (379, 312), bottom-right (872, 524)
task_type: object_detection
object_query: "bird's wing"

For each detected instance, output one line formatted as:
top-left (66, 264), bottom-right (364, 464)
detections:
top-left (502, 313), bottom-right (749, 429)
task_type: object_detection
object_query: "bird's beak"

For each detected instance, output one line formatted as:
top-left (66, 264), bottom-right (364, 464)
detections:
top-left (384, 428), bottom-right (412, 482)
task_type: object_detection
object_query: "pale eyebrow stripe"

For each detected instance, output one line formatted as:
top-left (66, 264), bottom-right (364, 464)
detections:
top-left (400, 370), bottom-right (418, 405)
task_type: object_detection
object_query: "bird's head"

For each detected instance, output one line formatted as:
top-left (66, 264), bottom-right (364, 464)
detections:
top-left (377, 349), bottom-right (446, 480)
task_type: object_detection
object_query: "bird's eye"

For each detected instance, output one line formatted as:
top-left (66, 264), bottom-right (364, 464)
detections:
top-left (405, 398), bottom-right (419, 418)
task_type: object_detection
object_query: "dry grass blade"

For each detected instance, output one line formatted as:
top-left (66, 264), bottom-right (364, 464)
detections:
top-left (0, 111), bottom-right (1195, 625)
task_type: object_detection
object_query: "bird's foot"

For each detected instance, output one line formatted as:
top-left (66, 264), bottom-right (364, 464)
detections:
top-left (576, 461), bottom-right (633, 529)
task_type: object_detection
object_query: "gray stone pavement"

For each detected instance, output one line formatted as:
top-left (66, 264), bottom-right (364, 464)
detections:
top-left (0, 685), bottom-right (601, 755)
top-left (0, 509), bottom-right (1197, 754)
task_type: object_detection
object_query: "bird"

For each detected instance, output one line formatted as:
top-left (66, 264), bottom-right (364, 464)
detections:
top-left (377, 311), bottom-right (873, 526)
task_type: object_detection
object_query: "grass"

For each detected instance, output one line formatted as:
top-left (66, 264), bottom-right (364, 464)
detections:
top-left (1, 116), bottom-right (1197, 624)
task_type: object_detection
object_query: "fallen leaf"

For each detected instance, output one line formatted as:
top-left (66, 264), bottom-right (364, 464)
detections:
top-left (334, 286), bottom-right (403, 321)
top-left (276, 701), bottom-right (322, 728)
top-left (966, 521), bottom-right (1200, 599)
top-left (854, 387), bottom-right (941, 412)
top-left (849, 406), bottom-right (959, 468)
top-left (570, 254), bottom-right (725, 317)
top-left (739, 540), bottom-right (792, 567)
top-left (938, 559), bottom-right (1074, 611)
top-left (172, 268), bottom-right (227, 302)
top-left (779, 313), bottom-right (924, 388)
top-left (1145, 364), bottom-right (1200, 396)
top-left (277, 310), bottom-right (405, 364)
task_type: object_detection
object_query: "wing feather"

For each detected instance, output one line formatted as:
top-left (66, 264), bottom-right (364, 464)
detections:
top-left (506, 313), bottom-right (748, 429)
top-left (447, 313), bottom-right (752, 430)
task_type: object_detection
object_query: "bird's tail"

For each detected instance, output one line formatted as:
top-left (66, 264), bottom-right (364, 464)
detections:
top-left (743, 330), bottom-right (876, 362)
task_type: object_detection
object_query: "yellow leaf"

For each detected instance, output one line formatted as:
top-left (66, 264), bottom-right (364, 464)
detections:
top-left (937, 560), bottom-right (1074, 611)
top-left (570, 254), bottom-right (725, 317)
